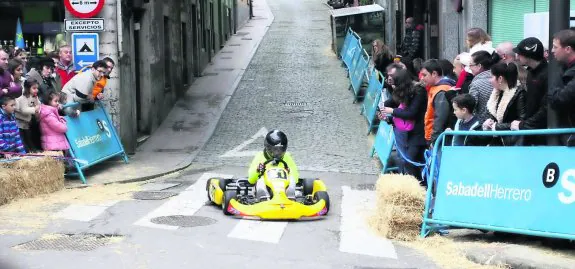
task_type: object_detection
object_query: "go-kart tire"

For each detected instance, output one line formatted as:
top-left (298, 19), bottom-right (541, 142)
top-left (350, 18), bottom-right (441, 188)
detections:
top-left (314, 191), bottom-right (330, 214)
top-left (219, 178), bottom-right (233, 191)
top-left (302, 178), bottom-right (316, 196)
top-left (206, 178), bottom-right (214, 203)
top-left (222, 190), bottom-right (237, 216)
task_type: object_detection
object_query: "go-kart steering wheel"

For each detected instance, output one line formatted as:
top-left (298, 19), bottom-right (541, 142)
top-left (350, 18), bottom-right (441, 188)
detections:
top-left (259, 158), bottom-right (290, 175)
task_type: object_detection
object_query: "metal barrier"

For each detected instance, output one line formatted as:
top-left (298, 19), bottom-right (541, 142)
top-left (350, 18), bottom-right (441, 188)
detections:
top-left (370, 121), bottom-right (398, 173)
top-left (341, 29), bottom-right (362, 70)
top-left (421, 128), bottom-right (575, 240)
top-left (360, 70), bottom-right (384, 135)
top-left (63, 101), bottom-right (129, 184)
top-left (349, 49), bottom-right (370, 102)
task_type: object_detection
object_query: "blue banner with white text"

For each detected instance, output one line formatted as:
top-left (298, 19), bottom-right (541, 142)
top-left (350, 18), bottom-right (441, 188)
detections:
top-left (433, 146), bottom-right (575, 236)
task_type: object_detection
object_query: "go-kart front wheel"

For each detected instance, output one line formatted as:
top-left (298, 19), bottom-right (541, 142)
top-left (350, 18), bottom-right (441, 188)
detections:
top-left (314, 191), bottom-right (330, 214)
top-left (222, 190), bottom-right (237, 215)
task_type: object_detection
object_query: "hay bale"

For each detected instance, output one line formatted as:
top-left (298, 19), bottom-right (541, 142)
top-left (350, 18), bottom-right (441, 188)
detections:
top-left (369, 174), bottom-right (426, 241)
top-left (0, 154), bottom-right (65, 206)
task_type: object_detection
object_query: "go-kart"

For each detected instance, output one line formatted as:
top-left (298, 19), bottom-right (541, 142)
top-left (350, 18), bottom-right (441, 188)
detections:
top-left (206, 158), bottom-right (330, 220)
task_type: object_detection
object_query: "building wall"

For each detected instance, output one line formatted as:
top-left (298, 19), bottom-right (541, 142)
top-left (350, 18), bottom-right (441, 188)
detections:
top-left (65, 0), bottom-right (242, 154)
top-left (236, 0), bottom-right (250, 29)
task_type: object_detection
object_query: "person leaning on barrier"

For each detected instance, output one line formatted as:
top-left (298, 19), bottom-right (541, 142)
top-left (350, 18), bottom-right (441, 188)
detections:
top-left (549, 29), bottom-right (575, 146)
top-left (60, 60), bottom-right (108, 116)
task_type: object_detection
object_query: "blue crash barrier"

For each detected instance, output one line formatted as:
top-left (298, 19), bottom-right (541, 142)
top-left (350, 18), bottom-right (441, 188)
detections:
top-left (63, 101), bottom-right (129, 184)
top-left (341, 29), bottom-right (362, 70)
top-left (360, 70), bottom-right (384, 135)
top-left (421, 128), bottom-right (575, 241)
top-left (370, 121), bottom-right (398, 173)
top-left (349, 49), bottom-right (370, 102)
top-left (340, 28), bottom-right (354, 60)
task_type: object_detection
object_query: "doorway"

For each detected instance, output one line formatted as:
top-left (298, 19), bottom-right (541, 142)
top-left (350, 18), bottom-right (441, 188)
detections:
top-left (192, 4), bottom-right (200, 76)
top-left (133, 10), bottom-right (149, 143)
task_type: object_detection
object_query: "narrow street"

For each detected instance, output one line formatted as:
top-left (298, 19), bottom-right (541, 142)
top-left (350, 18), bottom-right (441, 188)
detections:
top-left (0, 0), bottom-right (439, 268)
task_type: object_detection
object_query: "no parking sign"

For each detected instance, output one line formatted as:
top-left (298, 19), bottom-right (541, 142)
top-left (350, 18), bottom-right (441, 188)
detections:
top-left (64, 0), bottom-right (106, 18)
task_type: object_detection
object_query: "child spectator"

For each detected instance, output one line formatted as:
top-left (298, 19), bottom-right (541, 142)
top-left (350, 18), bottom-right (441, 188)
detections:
top-left (449, 93), bottom-right (482, 146)
top-left (15, 79), bottom-right (41, 152)
top-left (0, 96), bottom-right (26, 158)
top-left (39, 92), bottom-right (69, 152)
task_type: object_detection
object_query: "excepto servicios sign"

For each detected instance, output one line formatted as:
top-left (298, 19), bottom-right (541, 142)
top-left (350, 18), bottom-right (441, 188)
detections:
top-left (65, 19), bottom-right (104, 32)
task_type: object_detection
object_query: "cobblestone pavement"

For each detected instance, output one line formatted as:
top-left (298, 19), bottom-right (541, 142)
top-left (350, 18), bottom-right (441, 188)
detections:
top-left (194, 0), bottom-right (378, 175)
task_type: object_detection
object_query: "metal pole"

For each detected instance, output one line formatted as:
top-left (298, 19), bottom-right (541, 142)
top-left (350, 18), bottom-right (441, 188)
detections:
top-left (547, 0), bottom-right (570, 145)
top-left (386, 0), bottom-right (397, 54)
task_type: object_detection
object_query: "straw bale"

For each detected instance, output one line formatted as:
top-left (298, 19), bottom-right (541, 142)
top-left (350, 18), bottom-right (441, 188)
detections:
top-left (368, 174), bottom-right (426, 241)
top-left (0, 153), bottom-right (65, 206)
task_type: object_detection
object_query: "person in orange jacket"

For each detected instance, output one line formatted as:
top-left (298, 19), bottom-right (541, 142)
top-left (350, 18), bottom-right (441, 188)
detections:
top-left (77, 57), bottom-right (115, 110)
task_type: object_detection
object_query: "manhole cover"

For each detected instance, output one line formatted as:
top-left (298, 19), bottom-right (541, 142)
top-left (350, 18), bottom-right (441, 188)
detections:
top-left (229, 44), bottom-right (241, 46)
top-left (236, 32), bottom-right (249, 36)
top-left (133, 191), bottom-right (178, 200)
top-left (214, 68), bottom-right (234, 71)
top-left (221, 51), bottom-right (233, 53)
top-left (202, 72), bottom-right (219, 76)
top-left (284, 101), bottom-right (308, 107)
top-left (13, 233), bottom-right (122, 251)
top-left (354, 183), bottom-right (376, 190)
top-left (241, 37), bottom-right (253, 40)
top-left (150, 215), bottom-right (217, 227)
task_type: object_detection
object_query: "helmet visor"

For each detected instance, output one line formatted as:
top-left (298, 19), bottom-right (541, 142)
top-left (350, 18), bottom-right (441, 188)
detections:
top-left (266, 145), bottom-right (285, 159)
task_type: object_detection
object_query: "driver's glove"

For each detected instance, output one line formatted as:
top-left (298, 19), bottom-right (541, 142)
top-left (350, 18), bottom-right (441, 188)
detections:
top-left (257, 163), bottom-right (265, 174)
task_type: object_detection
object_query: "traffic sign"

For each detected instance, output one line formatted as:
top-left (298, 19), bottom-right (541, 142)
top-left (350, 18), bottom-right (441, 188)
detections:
top-left (65, 18), bottom-right (104, 32)
top-left (71, 33), bottom-right (99, 71)
top-left (64, 0), bottom-right (106, 18)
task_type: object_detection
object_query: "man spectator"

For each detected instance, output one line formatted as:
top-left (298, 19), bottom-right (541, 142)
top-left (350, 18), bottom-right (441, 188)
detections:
top-left (420, 59), bottom-right (455, 147)
top-left (0, 50), bottom-right (22, 99)
top-left (510, 37), bottom-right (548, 145)
top-left (61, 60), bottom-right (108, 113)
top-left (549, 29), bottom-right (575, 146)
top-left (399, 17), bottom-right (423, 70)
top-left (55, 45), bottom-right (75, 87)
top-left (496, 41), bottom-right (516, 63)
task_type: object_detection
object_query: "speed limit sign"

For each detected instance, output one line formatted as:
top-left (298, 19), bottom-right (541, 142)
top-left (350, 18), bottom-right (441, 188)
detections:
top-left (64, 0), bottom-right (105, 18)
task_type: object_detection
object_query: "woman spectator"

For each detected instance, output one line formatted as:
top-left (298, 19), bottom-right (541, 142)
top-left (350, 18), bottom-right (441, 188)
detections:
top-left (469, 51), bottom-right (501, 121)
top-left (8, 59), bottom-right (25, 87)
top-left (482, 62), bottom-right (526, 146)
top-left (0, 50), bottom-right (22, 99)
top-left (26, 57), bottom-right (61, 103)
top-left (379, 68), bottom-right (427, 182)
top-left (466, 27), bottom-right (495, 55)
top-left (371, 39), bottom-right (394, 78)
top-left (11, 48), bottom-right (29, 74)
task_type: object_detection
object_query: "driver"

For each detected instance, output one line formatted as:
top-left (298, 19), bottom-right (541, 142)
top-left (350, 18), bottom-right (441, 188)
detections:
top-left (247, 129), bottom-right (300, 200)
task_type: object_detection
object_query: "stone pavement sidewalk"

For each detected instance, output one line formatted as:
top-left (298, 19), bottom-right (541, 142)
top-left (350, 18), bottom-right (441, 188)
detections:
top-left (448, 230), bottom-right (575, 269)
top-left (65, 0), bottom-right (274, 188)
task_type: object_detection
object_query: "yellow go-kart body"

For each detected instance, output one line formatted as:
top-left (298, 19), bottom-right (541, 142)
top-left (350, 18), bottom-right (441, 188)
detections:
top-left (206, 167), bottom-right (330, 220)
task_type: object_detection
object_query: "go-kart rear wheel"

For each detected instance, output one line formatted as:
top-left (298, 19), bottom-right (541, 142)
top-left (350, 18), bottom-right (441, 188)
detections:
top-left (222, 190), bottom-right (237, 215)
top-left (314, 191), bottom-right (330, 214)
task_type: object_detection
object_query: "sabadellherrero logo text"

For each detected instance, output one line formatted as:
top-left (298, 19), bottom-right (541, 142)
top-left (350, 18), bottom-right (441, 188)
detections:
top-left (445, 181), bottom-right (532, 202)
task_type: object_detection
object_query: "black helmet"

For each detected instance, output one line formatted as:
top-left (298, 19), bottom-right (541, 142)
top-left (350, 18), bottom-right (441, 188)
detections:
top-left (264, 129), bottom-right (288, 159)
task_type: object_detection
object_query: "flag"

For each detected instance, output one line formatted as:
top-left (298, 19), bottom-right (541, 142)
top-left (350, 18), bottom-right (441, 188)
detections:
top-left (15, 17), bottom-right (25, 49)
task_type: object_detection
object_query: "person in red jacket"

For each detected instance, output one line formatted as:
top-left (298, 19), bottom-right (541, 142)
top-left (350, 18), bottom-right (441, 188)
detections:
top-left (55, 45), bottom-right (75, 87)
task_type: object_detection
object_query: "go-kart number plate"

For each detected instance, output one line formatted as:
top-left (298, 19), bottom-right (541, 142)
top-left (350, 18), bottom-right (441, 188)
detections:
top-left (266, 169), bottom-right (287, 180)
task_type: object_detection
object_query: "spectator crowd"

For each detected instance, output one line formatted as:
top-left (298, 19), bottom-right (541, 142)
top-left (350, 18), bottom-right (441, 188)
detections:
top-left (0, 45), bottom-right (115, 164)
top-left (370, 21), bottom-right (575, 187)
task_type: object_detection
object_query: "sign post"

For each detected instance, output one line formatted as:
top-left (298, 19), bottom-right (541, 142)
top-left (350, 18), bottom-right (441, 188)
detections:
top-left (64, 0), bottom-right (106, 19)
top-left (65, 19), bottom-right (105, 32)
top-left (71, 33), bottom-right (99, 71)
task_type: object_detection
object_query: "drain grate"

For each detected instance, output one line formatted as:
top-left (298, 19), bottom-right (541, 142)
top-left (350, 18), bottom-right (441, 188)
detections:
top-left (133, 191), bottom-right (178, 200)
top-left (284, 101), bottom-right (308, 107)
top-left (150, 215), bottom-right (217, 227)
top-left (214, 68), bottom-right (234, 71)
top-left (354, 183), bottom-right (376, 190)
top-left (202, 72), bottom-right (219, 76)
top-left (13, 233), bottom-right (122, 251)
top-left (241, 37), bottom-right (253, 40)
top-left (220, 56), bottom-right (232, 59)
top-left (236, 31), bottom-right (250, 36)
top-left (229, 44), bottom-right (241, 46)
top-left (221, 51), bottom-right (233, 53)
